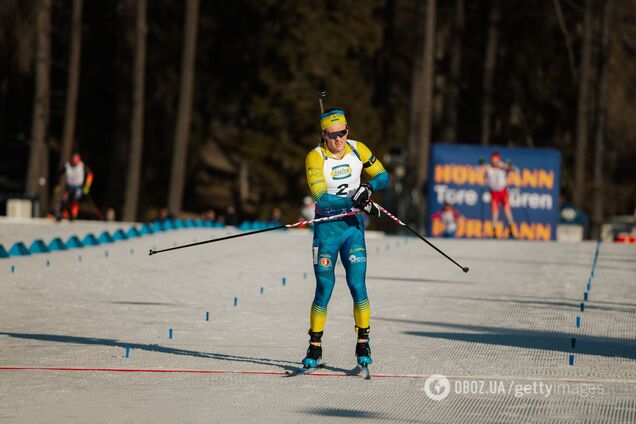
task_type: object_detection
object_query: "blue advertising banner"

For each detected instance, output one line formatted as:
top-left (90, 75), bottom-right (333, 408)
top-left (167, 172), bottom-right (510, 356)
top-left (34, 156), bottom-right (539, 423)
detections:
top-left (427, 144), bottom-right (561, 240)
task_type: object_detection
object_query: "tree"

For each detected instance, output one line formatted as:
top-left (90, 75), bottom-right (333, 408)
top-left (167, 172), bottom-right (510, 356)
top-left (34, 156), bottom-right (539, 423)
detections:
top-left (441, 0), bottom-right (464, 142)
top-left (591, 0), bottom-right (613, 238)
top-left (573, 0), bottom-right (593, 207)
top-left (168, 0), bottom-right (199, 215)
top-left (123, 0), bottom-right (147, 222)
top-left (59, 0), bottom-right (83, 169)
top-left (480, 0), bottom-right (501, 145)
top-left (407, 0), bottom-right (436, 229)
top-left (25, 0), bottom-right (51, 216)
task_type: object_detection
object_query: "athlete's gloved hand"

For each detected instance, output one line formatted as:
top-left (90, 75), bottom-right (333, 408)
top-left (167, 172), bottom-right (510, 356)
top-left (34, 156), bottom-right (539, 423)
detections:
top-left (352, 183), bottom-right (373, 208)
top-left (360, 201), bottom-right (381, 218)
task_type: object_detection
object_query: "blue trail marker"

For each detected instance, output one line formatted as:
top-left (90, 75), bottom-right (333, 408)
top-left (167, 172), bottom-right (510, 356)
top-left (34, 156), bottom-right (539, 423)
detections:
top-left (576, 316), bottom-right (581, 328)
top-left (260, 287), bottom-right (264, 295)
top-left (580, 303), bottom-right (585, 312)
top-left (105, 250), bottom-right (109, 258)
top-left (282, 277), bottom-right (286, 286)
top-left (583, 292), bottom-right (588, 301)
top-left (205, 312), bottom-right (209, 321)
top-left (46, 259), bottom-right (50, 267)
top-left (569, 355), bottom-right (574, 366)
top-left (125, 346), bottom-right (130, 358)
top-left (234, 297), bottom-right (238, 306)
top-left (169, 328), bottom-right (173, 339)
top-left (11, 265), bottom-right (15, 273)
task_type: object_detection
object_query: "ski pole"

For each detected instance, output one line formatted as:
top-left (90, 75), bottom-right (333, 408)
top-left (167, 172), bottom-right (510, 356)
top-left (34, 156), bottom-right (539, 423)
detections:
top-left (371, 201), bottom-right (470, 273)
top-left (85, 193), bottom-right (104, 220)
top-left (149, 209), bottom-right (363, 256)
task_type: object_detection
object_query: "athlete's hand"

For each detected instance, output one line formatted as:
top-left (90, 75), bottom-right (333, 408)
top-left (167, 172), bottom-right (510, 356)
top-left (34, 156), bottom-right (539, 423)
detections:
top-left (352, 183), bottom-right (373, 208)
top-left (360, 201), bottom-right (381, 218)
top-left (82, 185), bottom-right (90, 195)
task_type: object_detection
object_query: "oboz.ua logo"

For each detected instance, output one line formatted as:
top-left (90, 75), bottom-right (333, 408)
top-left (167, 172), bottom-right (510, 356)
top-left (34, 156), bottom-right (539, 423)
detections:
top-left (423, 374), bottom-right (451, 401)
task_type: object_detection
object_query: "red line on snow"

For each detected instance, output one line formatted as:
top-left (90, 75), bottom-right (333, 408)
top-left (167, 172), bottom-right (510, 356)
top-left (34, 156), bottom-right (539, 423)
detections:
top-left (0, 366), bottom-right (426, 379)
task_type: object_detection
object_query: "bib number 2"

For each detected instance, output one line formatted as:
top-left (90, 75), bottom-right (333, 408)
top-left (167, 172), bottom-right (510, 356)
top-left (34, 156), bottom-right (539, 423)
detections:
top-left (336, 184), bottom-right (349, 196)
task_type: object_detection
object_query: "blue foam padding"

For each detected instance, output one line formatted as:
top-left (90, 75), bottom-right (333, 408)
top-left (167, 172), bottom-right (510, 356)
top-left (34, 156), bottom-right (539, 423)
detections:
top-left (9, 242), bottom-right (31, 256)
top-left (126, 226), bottom-right (141, 238)
top-left (184, 219), bottom-right (195, 228)
top-left (140, 224), bottom-right (154, 235)
top-left (112, 229), bottom-right (128, 240)
top-left (161, 220), bottom-right (174, 231)
top-left (151, 222), bottom-right (163, 233)
top-left (66, 235), bottom-right (84, 249)
top-left (0, 244), bottom-right (10, 258)
top-left (205, 220), bottom-right (214, 228)
top-left (82, 234), bottom-right (100, 246)
top-left (28, 239), bottom-right (50, 254)
top-left (98, 231), bottom-right (115, 244)
top-left (238, 221), bottom-right (251, 231)
top-left (174, 219), bottom-right (185, 229)
top-left (195, 219), bottom-right (205, 228)
top-left (48, 238), bottom-right (68, 251)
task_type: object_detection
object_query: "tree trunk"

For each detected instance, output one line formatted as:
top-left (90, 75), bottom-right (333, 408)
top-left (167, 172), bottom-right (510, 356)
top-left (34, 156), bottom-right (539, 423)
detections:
top-left (591, 0), bottom-right (612, 239)
top-left (407, 0), bottom-right (436, 230)
top-left (59, 0), bottom-right (83, 169)
top-left (442, 0), bottom-right (464, 142)
top-left (480, 0), bottom-right (501, 145)
top-left (573, 0), bottom-right (593, 207)
top-left (25, 0), bottom-right (51, 216)
top-left (168, 0), bottom-right (199, 215)
top-left (123, 0), bottom-right (147, 222)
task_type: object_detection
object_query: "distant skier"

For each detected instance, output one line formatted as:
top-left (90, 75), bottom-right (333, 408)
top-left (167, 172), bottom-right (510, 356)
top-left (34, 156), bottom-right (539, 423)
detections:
top-left (302, 108), bottom-right (389, 372)
top-left (55, 153), bottom-right (93, 221)
top-left (478, 152), bottom-right (517, 238)
top-left (432, 202), bottom-right (464, 238)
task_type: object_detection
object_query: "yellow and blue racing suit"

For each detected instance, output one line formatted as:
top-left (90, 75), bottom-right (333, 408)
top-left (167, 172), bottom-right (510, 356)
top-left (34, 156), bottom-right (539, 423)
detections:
top-left (305, 139), bottom-right (389, 333)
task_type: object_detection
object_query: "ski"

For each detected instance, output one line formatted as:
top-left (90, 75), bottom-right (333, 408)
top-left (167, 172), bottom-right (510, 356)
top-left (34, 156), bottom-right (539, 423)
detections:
top-left (284, 362), bottom-right (327, 377)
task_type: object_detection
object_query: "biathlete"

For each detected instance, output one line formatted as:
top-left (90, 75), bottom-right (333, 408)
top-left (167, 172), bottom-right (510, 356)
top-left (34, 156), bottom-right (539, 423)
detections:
top-left (478, 152), bottom-right (517, 238)
top-left (302, 108), bottom-right (389, 370)
top-left (55, 153), bottom-right (93, 221)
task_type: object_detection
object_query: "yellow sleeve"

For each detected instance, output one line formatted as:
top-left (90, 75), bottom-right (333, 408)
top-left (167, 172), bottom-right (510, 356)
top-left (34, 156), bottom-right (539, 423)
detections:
top-left (305, 149), bottom-right (327, 200)
top-left (356, 141), bottom-right (387, 179)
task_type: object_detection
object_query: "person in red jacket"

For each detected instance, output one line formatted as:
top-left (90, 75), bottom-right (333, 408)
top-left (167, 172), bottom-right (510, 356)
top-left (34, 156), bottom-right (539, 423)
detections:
top-left (432, 202), bottom-right (464, 238)
top-left (478, 152), bottom-right (517, 238)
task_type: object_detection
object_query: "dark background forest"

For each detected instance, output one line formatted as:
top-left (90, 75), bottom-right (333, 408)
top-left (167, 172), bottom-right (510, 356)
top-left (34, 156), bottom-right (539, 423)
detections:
top-left (0, 0), bottom-right (634, 235)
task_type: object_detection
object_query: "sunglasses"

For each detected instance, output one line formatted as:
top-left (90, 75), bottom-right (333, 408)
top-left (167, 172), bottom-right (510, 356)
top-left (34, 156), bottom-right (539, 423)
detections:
top-left (325, 129), bottom-right (348, 140)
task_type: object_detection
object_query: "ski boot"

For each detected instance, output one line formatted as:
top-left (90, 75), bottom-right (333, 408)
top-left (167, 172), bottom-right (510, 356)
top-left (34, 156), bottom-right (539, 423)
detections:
top-left (302, 330), bottom-right (323, 368)
top-left (355, 326), bottom-right (372, 367)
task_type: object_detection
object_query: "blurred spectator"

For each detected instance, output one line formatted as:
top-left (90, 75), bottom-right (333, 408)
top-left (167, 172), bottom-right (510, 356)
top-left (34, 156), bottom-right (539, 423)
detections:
top-left (202, 209), bottom-right (216, 221)
top-left (225, 205), bottom-right (240, 226)
top-left (300, 196), bottom-right (315, 221)
top-left (432, 202), bottom-right (464, 238)
top-left (106, 208), bottom-right (116, 222)
top-left (158, 208), bottom-right (174, 222)
top-left (271, 207), bottom-right (283, 225)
